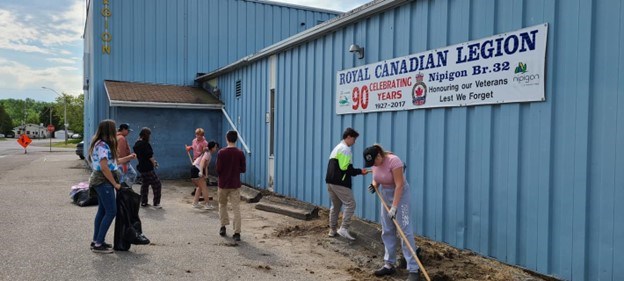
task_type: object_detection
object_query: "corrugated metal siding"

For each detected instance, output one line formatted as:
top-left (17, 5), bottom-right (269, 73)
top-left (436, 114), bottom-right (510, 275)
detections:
top-left (219, 60), bottom-right (270, 188)
top-left (215, 1), bottom-right (624, 280)
top-left (83, 0), bottom-right (95, 156)
top-left (110, 107), bottom-right (222, 179)
top-left (84, 0), bottom-right (337, 152)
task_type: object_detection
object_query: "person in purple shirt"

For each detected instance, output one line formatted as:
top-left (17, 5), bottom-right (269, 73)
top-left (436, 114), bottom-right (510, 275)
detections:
top-left (216, 130), bottom-right (246, 241)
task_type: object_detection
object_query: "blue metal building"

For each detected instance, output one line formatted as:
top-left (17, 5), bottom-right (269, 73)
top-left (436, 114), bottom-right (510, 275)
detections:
top-left (195, 0), bottom-right (624, 280)
top-left (83, 0), bottom-right (338, 178)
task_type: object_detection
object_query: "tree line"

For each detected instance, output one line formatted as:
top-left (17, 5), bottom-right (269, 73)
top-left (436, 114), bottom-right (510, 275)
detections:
top-left (0, 94), bottom-right (84, 136)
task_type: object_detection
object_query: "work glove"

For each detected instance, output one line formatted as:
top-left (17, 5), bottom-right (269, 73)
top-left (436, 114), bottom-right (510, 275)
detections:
top-left (388, 206), bottom-right (397, 220)
top-left (368, 184), bottom-right (376, 194)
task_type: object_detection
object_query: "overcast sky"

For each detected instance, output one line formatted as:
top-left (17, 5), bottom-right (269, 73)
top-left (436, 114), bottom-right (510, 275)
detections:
top-left (0, 0), bottom-right (369, 102)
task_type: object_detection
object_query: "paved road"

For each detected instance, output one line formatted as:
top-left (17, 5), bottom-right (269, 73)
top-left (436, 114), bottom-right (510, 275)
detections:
top-left (0, 141), bottom-right (359, 281)
top-left (0, 137), bottom-right (74, 155)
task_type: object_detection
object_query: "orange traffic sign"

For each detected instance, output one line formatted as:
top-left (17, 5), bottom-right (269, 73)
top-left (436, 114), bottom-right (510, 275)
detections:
top-left (17, 134), bottom-right (32, 148)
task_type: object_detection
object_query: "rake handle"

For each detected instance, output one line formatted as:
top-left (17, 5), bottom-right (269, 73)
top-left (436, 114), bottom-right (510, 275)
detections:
top-left (185, 146), bottom-right (194, 165)
top-left (373, 185), bottom-right (431, 281)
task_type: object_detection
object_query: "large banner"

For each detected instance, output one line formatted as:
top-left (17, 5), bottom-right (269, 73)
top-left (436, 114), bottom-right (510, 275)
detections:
top-left (336, 23), bottom-right (548, 115)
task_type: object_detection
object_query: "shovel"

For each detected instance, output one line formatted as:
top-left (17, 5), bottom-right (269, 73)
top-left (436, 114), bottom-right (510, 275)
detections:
top-left (185, 145), bottom-right (194, 164)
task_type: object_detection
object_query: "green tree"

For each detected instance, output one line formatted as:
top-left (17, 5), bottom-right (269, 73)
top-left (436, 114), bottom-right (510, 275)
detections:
top-left (53, 94), bottom-right (84, 135)
top-left (0, 98), bottom-right (49, 127)
top-left (0, 105), bottom-right (13, 134)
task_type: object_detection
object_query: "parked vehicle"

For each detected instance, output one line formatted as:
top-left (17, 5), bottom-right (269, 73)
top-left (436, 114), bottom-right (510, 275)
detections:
top-left (76, 141), bottom-right (84, 159)
top-left (71, 133), bottom-right (82, 139)
top-left (5, 132), bottom-right (15, 138)
top-left (0, 133), bottom-right (4, 138)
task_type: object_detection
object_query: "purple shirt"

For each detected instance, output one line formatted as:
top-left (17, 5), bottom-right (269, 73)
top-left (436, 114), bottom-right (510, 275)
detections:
top-left (216, 147), bottom-right (246, 189)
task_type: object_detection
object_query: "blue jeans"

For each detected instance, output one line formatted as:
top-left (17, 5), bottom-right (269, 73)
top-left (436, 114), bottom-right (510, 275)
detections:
top-left (93, 182), bottom-right (117, 244)
top-left (380, 184), bottom-right (419, 272)
top-left (120, 164), bottom-right (137, 187)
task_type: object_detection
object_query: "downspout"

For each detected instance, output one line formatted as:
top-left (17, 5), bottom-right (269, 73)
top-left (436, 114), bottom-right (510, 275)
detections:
top-left (222, 108), bottom-right (251, 154)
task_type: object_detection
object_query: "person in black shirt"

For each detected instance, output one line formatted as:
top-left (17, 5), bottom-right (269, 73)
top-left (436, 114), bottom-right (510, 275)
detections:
top-left (133, 127), bottom-right (163, 208)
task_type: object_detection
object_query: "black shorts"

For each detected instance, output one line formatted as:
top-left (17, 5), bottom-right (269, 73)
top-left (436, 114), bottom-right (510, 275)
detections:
top-left (190, 166), bottom-right (200, 179)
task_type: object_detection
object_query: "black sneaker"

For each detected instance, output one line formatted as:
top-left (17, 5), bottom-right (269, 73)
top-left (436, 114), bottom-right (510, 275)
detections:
top-left (374, 265), bottom-right (396, 277)
top-left (141, 203), bottom-right (149, 207)
top-left (219, 226), bottom-right (226, 236)
top-left (233, 233), bottom-right (241, 241)
top-left (90, 242), bottom-right (112, 250)
top-left (91, 244), bottom-right (113, 253)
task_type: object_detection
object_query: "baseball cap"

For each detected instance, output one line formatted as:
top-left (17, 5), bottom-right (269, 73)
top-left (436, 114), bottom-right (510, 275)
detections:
top-left (119, 123), bottom-right (133, 132)
top-left (363, 146), bottom-right (379, 167)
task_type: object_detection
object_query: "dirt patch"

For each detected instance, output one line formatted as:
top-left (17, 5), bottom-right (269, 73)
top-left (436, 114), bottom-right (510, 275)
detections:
top-left (272, 209), bottom-right (329, 238)
top-left (413, 237), bottom-right (548, 281)
top-left (346, 267), bottom-right (382, 281)
top-left (273, 220), bottom-right (327, 237)
top-left (271, 211), bottom-right (554, 281)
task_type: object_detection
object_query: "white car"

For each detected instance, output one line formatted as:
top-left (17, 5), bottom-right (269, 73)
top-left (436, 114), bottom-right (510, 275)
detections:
top-left (0, 133), bottom-right (4, 138)
top-left (71, 133), bottom-right (82, 139)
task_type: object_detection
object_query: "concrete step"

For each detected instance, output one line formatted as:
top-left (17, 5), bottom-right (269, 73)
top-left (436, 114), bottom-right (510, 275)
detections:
top-left (239, 185), bottom-right (262, 203)
top-left (255, 195), bottom-right (318, 220)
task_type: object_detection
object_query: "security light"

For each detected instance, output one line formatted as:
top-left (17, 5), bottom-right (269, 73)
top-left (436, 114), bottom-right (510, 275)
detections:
top-left (349, 44), bottom-right (364, 59)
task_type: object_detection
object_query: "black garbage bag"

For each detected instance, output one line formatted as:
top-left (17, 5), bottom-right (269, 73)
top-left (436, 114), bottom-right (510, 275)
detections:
top-left (73, 189), bottom-right (98, 207)
top-left (114, 185), bottom-right (150, 251)
top-left (125, 221), bottom-right (151, 245)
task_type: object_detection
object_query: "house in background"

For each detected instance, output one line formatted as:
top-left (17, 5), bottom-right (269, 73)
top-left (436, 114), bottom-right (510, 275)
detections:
top-left (13, 124), bottom-right (48, 139)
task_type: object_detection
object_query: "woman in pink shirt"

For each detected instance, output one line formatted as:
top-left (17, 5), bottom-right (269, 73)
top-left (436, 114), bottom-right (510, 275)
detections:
top-left (191, 128), bottom-right (208, 160)
top-left (191, 141), bottom-right (219, 209)
top-left (187, 128), bottom-right (208, 197)
top-left (363, 144), bottom-right (420, 281)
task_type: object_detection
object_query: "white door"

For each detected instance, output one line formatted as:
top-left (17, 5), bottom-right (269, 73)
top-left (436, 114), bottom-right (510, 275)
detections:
top-left (268, 55), bottom-right (276, 191)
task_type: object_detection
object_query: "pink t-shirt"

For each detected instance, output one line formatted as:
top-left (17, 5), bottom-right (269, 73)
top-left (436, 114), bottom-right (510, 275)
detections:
top-left (193, 151), bottom-right (212, 170)
top-left (372, 154), bottom-right (405, 188)
top-left (192, 138), bottom-right (208, 160)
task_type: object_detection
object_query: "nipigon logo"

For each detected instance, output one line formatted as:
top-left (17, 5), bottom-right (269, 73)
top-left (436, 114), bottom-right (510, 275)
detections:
top-left (338, 94), bottom-right (350, 106)
top-left (513, 73), bottom-right (540, 84)
top-left (513, 62), bottom-right (540, 85)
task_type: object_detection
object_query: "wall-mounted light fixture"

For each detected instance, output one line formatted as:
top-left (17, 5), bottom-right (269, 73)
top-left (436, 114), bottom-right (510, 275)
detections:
top-left (349, 44), bottom-right (364, 59)
top-left (213, 87), bottom-right (221, 99)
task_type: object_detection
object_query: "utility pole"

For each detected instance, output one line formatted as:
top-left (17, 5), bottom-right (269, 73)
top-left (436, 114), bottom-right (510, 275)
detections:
top-left (49, 107), bottom-right (52, 152)
top-left (63, 95), bottom-right (67, 145)
top-left (41, 86), bottom-right (68, 145)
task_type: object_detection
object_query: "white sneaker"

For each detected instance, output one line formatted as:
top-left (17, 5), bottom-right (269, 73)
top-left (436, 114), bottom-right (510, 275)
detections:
top-left (328, 228), bottom-right (337, 237)
top-left (192, 203), bottom-right (202, 209)
top-left (203, 204), bottom-right (214, 210)
top-left (337, 227), bottom-right (355, 240)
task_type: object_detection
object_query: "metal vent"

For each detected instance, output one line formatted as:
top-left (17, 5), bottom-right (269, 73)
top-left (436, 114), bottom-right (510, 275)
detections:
top-left (235, 80), bottom-right (242, 97)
